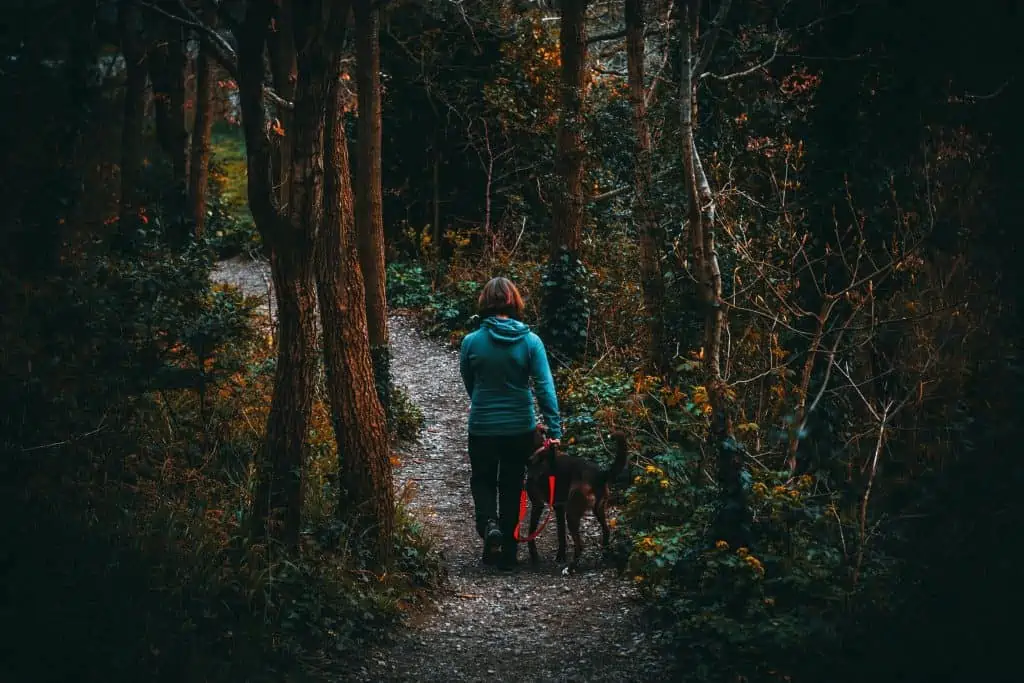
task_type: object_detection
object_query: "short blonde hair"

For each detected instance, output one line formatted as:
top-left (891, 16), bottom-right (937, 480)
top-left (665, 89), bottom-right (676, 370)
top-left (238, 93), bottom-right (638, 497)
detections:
top-left (477, 277), bottom-right (525, 319)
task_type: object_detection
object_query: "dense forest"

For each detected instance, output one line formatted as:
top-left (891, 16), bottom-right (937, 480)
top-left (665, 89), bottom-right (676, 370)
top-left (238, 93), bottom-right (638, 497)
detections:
top-left (1, 0), bottom-right (1021, 681)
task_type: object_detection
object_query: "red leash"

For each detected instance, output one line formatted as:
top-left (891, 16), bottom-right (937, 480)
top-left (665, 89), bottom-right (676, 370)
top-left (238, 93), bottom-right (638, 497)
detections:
top-left (513, 439), bottom-right (557, 543)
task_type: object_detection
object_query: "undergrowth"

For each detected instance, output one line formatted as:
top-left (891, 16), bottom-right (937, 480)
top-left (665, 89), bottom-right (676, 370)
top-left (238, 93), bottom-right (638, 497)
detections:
top-left (206, 125), bottom-right (261, 259)
top-left (386, 230), bottom-right (903, 683)
top-left (0, 229), bottom-right (443, 683)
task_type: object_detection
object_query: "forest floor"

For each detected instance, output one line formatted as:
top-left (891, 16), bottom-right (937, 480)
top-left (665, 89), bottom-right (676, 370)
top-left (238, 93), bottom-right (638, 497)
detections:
top-left (212, 255), bottom-right (670, 683)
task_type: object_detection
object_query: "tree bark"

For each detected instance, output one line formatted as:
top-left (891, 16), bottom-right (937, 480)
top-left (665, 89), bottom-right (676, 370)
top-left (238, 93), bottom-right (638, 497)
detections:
top-left (189, 5), bottom-right (216, 237)
top-left (149, 19), bottom-right (191, 245)
top-left (354, 0), bottom-right (391, 416)
top-left (268, 0), bottom-right (297, 222)
top-left (679, 1), bottom-right (745, 546)
top-left (625, 0), bottom-right (667, 374)
top-left (118, 3), bottom-right (148, 239)
top-left (239, 0), bottom-right (321, 551)
top-left (551, 0), bottom-right (588, 257)
top-left (317, 66), bottom-right (395, 569)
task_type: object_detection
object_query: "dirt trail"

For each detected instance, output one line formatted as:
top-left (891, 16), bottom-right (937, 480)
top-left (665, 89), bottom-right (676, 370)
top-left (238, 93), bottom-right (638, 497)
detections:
top-left (211, 256), bottom-right (668, 683)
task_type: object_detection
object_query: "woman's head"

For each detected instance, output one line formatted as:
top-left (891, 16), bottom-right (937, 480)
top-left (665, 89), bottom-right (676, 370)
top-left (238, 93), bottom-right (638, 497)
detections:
top-left (478, 276), bottom-right (525, 319)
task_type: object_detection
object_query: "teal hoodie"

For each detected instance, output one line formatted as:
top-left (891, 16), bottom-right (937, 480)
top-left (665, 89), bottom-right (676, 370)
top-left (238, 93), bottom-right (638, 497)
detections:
top-left (459, 316), bottom-right (562, 440)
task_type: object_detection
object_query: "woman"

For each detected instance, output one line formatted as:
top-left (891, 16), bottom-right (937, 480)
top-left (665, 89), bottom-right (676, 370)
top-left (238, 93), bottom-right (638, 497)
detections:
top-left (459, 277), bottom-right (562, 569)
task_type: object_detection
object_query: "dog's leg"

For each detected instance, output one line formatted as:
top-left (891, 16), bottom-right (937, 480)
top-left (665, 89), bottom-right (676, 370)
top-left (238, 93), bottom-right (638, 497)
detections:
top-left (527, 495), bottom-right (543, 564)
top-left (594, 492), bottom-right (611, 550)
top-left (555, 504), bottom-right (568, 564)
top-left (566, 494), bottom-right (586, 572)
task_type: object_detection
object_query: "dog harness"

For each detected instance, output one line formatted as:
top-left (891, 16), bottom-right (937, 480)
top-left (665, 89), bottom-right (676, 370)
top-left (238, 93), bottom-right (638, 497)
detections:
top-left (513, 437), bottom-right (557, 543)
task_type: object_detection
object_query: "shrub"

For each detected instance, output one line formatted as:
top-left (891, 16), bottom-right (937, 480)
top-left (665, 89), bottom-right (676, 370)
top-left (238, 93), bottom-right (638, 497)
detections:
top-left (391, 383), bottom-right (426, 442)
top-left (0, 232), bottom-right (443, 683)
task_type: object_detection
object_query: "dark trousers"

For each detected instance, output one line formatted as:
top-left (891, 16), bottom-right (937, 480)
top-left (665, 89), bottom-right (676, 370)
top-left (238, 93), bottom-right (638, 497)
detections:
top-left (468, 431), bottom-right (534, 543)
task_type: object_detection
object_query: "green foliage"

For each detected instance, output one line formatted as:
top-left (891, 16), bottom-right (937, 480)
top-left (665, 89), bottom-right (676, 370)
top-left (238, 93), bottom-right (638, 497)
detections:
top-left (552, 364), bottom-right (859, 681)
top-left (622, 452), bottom-right (852, 681)
top-left (390, 382), bottom-right (426, 442)
top-left (385, 260), bottom-right (485, 346)
top-left (0, 232), bottom-right (442, 682)
top-left (540, 247), bottom-right (591, 360)
top-left (205, 126), bottom-right (261, 258)
top-left (386, 261), bottom-right (434, 310)
top-left (424, 277), bottom-right (481, 340)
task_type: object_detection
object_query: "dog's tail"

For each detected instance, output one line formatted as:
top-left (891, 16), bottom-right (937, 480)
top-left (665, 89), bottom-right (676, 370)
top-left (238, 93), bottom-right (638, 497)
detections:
top-left (597, 432), bottom-right (629, 489)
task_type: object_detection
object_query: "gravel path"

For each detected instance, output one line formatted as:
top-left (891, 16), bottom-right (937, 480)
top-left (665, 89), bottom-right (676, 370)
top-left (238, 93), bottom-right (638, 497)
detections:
top-left (212, 256), bottom-right (669, 683)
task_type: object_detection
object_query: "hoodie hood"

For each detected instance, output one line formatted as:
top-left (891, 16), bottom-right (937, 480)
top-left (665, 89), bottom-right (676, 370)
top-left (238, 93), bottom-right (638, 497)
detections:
top-left (481, 316), bottom-right (531, 344)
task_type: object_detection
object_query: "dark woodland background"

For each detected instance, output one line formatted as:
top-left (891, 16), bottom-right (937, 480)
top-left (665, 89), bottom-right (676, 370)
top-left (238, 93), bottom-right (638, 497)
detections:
top-left (1, 0), bottom-right (1021, 681)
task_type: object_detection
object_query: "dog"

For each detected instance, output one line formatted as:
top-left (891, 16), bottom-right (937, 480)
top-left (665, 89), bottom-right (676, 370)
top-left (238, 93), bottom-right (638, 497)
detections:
top-left (523, 428), bottom-right (628, 571)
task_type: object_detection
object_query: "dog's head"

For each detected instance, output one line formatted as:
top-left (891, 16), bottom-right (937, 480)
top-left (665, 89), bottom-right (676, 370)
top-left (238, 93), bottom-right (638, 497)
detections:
top-left (528, 424), bottom-right (559, 470)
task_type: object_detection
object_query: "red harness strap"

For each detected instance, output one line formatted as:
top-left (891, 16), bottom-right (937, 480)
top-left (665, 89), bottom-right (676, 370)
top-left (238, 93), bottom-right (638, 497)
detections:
top-left (513, 440), bottom-right (557, 543)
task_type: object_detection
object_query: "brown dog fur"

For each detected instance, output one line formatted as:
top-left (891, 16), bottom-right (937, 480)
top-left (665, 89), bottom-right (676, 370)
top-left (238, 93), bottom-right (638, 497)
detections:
top-left (523, 429), bottom-right (628, 570)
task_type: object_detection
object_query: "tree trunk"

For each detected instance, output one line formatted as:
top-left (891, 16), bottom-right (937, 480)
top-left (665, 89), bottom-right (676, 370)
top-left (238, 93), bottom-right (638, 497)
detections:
top-left (238, 0), bottom-right (321, 551)
top-left (354, 0), bottom-right (391, 416)
top-left (149, 20), bottom-right (191, 245)
top-left (679, 2), bottom-right (746, 546)
top-left (189, 5), bottom-right (216, 237)
top-left (625, 0), bottom-right (667, 375)
top-left (541, 0), bottom-right (591, 358)
top-left (551, 0), bottom-right (588, 257)
top-left (118, 4), bottom-right (147, 239)
top-left (317, 69), bottom-right (395, 569)
top-left (268, 1), bottom-right (297, 224)
top-left (251, 244), bottom-right (318, 550)
top-left (432, 138), bottom-right (442, 246)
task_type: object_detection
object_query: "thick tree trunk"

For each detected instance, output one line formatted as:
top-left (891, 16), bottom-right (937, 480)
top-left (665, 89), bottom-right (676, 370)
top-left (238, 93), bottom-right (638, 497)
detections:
top-left (353, 0), bottom-right (391, 416)
top-left (238, 0), bottom-right (321, 551)
top-left (317, 71), bottom-right (395, 569)
top-left (189, 6), bottom-right (216, 237)
top-left (625, 0), bottom-right (667, 374)
top-left (268, 1), bottom-right (297, 220)
top-left (252, 245), bottom-right (318, 550)
top-left (551, 0), bottom-right (588, 257)
top-left (118, 4), bottom-right (147, 238)
top-left (541, 0), bottom-right (590, 358)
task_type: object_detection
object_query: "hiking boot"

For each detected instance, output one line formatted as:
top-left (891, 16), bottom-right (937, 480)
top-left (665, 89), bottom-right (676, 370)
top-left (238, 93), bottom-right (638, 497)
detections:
top-left (496, 540), bottom-right (519, 571)
top-left (482, 519), bottom-right (502, 566)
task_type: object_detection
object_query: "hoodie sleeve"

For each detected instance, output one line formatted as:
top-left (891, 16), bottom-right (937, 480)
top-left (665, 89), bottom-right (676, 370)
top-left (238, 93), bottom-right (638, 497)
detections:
top-left (459, 333), bottom-right (475, 398)
top-left (528, 333), bottom-right (562, 440)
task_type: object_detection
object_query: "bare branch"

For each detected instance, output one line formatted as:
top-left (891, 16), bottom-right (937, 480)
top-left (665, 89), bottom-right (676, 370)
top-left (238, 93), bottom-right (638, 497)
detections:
top-left (587, 28), bottom-right (627, 43)
top-left (589, 168), bottom-right (673, 203)
top-left (135, 0), bottom-right (294, 110)
top-left (962, 79), bottom-right (1012, 101)
top-left (693, 0), bottom-right (732, 75)
top-left (700, 36), bottom-right (781, 82)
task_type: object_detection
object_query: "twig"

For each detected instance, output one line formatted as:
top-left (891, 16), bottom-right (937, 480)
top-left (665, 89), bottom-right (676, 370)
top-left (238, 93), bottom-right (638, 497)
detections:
top-left (21, 418), bottom-right (106, 452)
top-left (135, 0), bottom-right (294, 110)
top-left (854, 402), bottom-right (889, 584)
top-left (506, 216), bottom-right (528, 262)
top-left (700, 37), bottom-right (781, 82)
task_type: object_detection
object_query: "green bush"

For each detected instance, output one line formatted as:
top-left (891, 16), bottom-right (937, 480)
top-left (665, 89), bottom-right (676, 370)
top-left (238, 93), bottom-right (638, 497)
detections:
top-left (386, 260), bottom-right (483, 346)
top-left (386, 261), bottom-right (434, 310)
top-left (391, 382), bottom-right (426, 442)
top-left (0, 230), bottom-right (444, 683)
top-left (205, 127), bottom-right (261, 258)
top-left (539, 246), bottom-right (591, 360)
